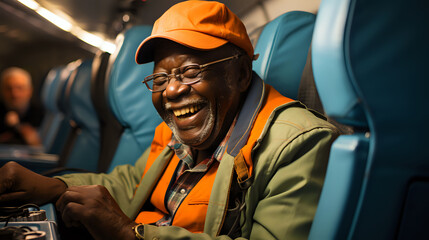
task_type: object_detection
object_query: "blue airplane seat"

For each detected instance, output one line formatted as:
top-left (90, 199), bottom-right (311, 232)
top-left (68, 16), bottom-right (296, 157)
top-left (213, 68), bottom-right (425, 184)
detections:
top-left (104, 25), bottom-right (162, 172)
top-left (253, 11), bottom-right (316, 100)
top-left (309, 0), bottom-right (429, 239)
top-left (39, 63), bottom-right (76, 155)
top-left (56, 59), bottom-right (100, 172)
top-left (39, 66), bottom-right (64, 150)
top-left (90, 51), bottom-right (118, 173)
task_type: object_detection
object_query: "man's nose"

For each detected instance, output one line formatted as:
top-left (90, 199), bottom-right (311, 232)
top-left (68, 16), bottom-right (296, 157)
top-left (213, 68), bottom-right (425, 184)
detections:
top-left (163, 76), bottom-right (190, 99)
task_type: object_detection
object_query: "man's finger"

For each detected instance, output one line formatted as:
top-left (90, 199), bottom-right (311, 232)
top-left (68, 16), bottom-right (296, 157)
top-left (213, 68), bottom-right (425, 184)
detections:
top-left (61, 201), bottom-right (84, 228)
top-left (56, 188), bottom-right (86, 212)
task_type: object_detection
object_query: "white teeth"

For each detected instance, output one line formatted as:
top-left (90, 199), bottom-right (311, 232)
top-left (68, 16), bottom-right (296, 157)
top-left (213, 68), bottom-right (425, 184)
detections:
top-left (173, 105), bottom-right (202, 117)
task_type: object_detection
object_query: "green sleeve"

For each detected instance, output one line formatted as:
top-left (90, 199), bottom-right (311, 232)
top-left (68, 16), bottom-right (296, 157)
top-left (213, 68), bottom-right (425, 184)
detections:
top-left (54, 147), bottom-right (150, 211)
top-left (246, 128), bottom-right (336, 240)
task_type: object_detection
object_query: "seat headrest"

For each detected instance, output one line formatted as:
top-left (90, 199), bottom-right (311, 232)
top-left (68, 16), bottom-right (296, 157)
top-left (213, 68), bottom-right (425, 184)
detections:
top-left (252, 11), bottom-right (316, 100)
top-left (67, 60), bottom-right (99, 131)
top-left (41, 64), bottom-right (76, 113)
top-left (107, 26), bottom-right (162, 149)
top-left (41, 67), bottom-right (64, 113)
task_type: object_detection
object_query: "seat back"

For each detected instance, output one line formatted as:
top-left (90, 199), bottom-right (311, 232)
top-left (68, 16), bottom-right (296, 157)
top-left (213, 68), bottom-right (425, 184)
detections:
top-left (59, 59), bottom-right (101, 171)
top-left (252, 11), bottom-right (316, 100)
top-left (39, 66), bottom-right (65, 151)
top-left (39, 63), bottom-right (77, 154)
top-left (103, 26), bottom-right (162, 172)
top-left (309, 0), bottom-right (429, 239)
top-left (90, 51), bottom-right (119, 173)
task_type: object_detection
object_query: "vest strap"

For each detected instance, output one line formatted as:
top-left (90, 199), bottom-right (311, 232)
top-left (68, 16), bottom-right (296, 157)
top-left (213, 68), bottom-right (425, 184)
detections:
top-left (234, 151), bottom-right (253, 189)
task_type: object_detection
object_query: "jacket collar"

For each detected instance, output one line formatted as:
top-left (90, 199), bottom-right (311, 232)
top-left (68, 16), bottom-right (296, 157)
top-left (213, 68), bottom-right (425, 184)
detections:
top-left (226, 72), bottom-right (265, 157)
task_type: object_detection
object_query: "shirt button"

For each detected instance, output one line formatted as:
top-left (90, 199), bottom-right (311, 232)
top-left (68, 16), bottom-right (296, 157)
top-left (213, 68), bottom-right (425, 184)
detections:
top-left (180, 189), bottom-right (186, 194)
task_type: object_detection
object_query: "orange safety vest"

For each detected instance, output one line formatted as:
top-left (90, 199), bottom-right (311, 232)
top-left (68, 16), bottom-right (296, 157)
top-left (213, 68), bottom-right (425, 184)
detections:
top-left (135, 83), bottom-right (294, 232)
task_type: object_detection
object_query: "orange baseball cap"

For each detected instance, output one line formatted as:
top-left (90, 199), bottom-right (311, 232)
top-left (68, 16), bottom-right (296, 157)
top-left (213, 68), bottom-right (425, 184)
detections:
top-left (135, 1), bottom-right (254, 64)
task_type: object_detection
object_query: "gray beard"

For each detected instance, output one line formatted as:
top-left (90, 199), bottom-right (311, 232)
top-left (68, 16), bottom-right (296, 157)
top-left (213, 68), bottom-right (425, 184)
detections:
top-left (165, 103), bottom-right (215, 147)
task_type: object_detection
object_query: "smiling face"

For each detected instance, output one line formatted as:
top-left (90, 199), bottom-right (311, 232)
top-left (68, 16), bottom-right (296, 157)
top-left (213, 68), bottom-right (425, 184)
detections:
top-left (151, 40), bottom-right (251, 153)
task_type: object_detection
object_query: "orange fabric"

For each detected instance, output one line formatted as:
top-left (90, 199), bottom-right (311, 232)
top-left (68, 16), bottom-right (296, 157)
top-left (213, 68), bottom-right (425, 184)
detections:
top-left (134, 84), bottom-right (294, 231)
top-left (232, 85), bottom-right (294, 183)
top-left (136, 153), bottom-right (219, 232)
top-left (134, 122), bottom-right (172, 190)
top-left (149, 154), bottom-right (181, 214)
top-left (135, 1), bottom-right (253, 64)
top-left (135, 210), bottom-right (165, 225)
top-left (171, 161), bottom-right (218, 232)
top-left (144, 122), bottom-right (172, 177)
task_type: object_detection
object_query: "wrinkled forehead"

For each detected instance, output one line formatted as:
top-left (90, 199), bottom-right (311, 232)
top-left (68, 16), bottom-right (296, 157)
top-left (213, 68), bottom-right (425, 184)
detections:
top-left (2, 74), bottom-right (31, 88)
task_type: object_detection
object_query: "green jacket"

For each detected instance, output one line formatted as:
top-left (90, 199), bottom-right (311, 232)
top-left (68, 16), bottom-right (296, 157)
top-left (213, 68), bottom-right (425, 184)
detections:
top-left (57, 75), bottom-right (338, 239)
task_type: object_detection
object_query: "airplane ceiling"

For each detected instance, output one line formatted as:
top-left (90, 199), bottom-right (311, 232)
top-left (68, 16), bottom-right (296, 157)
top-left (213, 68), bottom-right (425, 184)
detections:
top-left (0, 0), bottom-right (261, 58)
top-left (0, 0), bottom-right (263, 96)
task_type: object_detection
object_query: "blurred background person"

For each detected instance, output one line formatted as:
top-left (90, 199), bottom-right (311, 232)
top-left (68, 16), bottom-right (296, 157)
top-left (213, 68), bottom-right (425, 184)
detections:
top-left (0, 67), bottom-right (44, 146)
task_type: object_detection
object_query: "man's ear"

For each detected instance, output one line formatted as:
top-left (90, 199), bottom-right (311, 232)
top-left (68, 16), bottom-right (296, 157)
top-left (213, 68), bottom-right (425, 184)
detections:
top-left (238, 56), bottom-right (252, 92)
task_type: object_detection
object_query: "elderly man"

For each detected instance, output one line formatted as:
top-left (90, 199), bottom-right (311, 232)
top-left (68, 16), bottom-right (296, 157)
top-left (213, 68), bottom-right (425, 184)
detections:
top-left (0, 1), bottom-right (338, 239)
top-left (0, 67), bottom-right (43, 145)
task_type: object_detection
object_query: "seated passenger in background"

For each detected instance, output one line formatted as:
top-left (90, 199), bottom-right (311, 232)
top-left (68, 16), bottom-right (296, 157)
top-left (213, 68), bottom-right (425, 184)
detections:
top-left (0, 67), bottom-right (43, 146)
top-left (0, 1), bottom-right (338, 239)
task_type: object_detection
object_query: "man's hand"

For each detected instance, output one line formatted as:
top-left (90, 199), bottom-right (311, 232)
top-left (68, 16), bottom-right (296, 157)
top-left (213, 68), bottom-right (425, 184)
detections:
top-left (0, 161), bottom-right (67, 206)
top-left (3, 111), bottom-right (41, 146)
top-left (5, 111), bottom-right (20, 127)
top-left (56, 185), bottom-right (136, 240)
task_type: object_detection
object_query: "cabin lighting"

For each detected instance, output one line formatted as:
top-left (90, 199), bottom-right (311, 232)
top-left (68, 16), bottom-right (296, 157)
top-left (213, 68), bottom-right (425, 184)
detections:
top-left (36, 8), bottom-right (73, 31)
top-left (100, 41), bottom-right (116, 54)
top-left (72, 28), bottom-right (116, 53)
top-left (15, 0), bottom-right (116, 53)
top-left (16, 0), bottom-right (39, 10)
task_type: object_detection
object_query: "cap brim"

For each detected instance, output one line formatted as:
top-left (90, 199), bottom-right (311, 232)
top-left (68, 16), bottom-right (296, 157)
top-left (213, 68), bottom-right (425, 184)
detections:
top-left (135, 29), bottom-right (228, 64)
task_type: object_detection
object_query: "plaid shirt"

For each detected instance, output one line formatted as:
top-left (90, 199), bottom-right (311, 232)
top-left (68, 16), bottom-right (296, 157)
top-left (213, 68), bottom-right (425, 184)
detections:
top-left (156, 118), bottom-right (237, 226)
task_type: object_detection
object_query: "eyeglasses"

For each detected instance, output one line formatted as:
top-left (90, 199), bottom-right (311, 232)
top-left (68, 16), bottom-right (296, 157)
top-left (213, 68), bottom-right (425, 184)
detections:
top-left (142, 54), bottom-right (241, 92)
